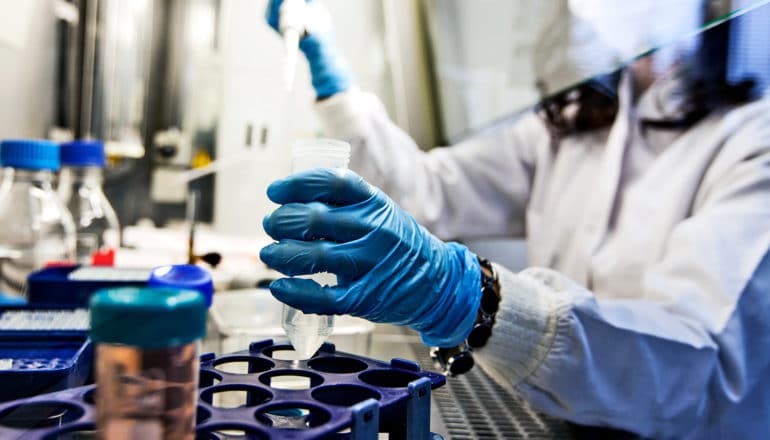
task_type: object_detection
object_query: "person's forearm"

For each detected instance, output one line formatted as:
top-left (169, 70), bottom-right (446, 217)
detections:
top-left (474, 264), bottom-right (768, 439)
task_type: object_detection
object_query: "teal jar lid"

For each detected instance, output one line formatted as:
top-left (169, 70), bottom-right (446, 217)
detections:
top-left (90, 287), bottom-right (207, 349)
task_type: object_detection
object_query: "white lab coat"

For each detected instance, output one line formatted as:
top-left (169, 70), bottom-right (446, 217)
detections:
top-left (314, 72), bottom-right (770, 439)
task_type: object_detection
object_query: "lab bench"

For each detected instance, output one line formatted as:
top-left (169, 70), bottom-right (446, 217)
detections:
top-left (368, 324), bottom-right (569, 439)
top-left (369, 325), bottom-right (641, 440)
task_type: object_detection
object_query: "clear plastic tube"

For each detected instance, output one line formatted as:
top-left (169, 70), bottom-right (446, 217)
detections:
top-left (282, 139), bottom-right (350, 359)
top-left (279, 0), bottom-right (306, 92)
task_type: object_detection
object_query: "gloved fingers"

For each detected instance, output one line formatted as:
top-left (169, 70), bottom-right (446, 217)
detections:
top-left (0, 293), bottom-right (25, 305)
top-left (263, 201), bottom-right (370, 243)
top-left (269, 277), bottom-right (341, 315)
top-left (265, 0), bottom-right (282, 31)
top-left (267, 169), bottom-right (377, 206)
top-left (260, 239), bottom-right (373, 279)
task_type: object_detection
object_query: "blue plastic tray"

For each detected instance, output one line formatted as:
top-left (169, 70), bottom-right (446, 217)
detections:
top-left (0, 306), bottom-right (92, 403)
top-left (0, 339), bottom-right (445, 439)
top-left (27, 266), bottom-right (150, 306)
top-left (0, 334), bottom-right (92, 403)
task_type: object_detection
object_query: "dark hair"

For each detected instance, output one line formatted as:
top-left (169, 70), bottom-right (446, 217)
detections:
top-left (536, 71), bottom-right (620, 138)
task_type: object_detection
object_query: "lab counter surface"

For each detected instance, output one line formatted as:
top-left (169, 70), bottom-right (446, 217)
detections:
top-left (368, 324), bottom-right (579, 440)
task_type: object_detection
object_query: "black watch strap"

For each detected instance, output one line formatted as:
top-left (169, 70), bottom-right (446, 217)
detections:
top-left (431, 256), bottom-right (501, 376)
top-left (467, 256), bottom-right (501, 349)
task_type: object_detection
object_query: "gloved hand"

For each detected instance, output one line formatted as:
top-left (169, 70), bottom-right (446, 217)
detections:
top-left (0, 293), bottom-right (25, 306)
top-left (265, 0), bottom-right (353, 99)
top-left (260, 169), bottom-right (482, 347)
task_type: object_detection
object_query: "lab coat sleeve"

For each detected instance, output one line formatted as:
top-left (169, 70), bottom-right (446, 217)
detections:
top-left (315, 89), bottom-right (545, 239)
top-left (474, 137), bottom-right (770, 437)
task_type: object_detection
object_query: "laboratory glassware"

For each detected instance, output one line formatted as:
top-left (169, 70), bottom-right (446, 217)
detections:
top-left (0, 140), bottom-right (75, 297)
top-left (90, 287), bottom-right (207, 440)
top-left (58, 140), bottom-right (120, 266)
top-left (279, 0), bottom-right (306, 91)
top-left (282, 138), bottom-right (351, 360)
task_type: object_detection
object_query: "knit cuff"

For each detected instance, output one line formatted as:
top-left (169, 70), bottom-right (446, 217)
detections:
top-left (473, 264), bottom-right (570, 385)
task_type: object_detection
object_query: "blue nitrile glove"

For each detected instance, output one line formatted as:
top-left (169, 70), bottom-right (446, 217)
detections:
top-left (0, 292), bottom-right (25, 306)
top-left (265, 0), bottom-right (353, 99)
top-left (260, 169), bottom-right (482, 347)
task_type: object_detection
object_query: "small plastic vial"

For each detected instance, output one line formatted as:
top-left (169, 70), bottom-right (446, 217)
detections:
top-left (90, 287), bottom-right (207, 440)
top-left (282, 138), bottom-right (351, 359)
top-left (0, 139), bottom-right (76, 296)
top-left (58, 140), bottom-right (120, 266)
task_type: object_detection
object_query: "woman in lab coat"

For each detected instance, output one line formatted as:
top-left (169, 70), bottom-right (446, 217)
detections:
top-left (261, 1), bottom-right (770, 438)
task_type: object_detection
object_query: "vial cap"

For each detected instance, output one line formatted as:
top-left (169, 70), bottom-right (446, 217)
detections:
top-left (148, 264), bottom-right (214, 308)
top-left (60, 140), bottom-right (106, 167)
top-left (89, 287), bottom-right (207, 348)
top-left (0, 139), bottom-right (60, 171)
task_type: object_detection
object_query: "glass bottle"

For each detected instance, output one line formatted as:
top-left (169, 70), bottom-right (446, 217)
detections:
top-left (0, 139), bottom-right (75, 296)
top-left (281, 138), bottom-right (350, 360)
top-left (58, 140), bottom-right (120, 265)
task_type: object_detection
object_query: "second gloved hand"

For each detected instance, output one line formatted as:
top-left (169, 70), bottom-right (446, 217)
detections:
top-left (260, 169), bottom-right (482, 347)
top-left (265, 0), bottom-right (353, 99)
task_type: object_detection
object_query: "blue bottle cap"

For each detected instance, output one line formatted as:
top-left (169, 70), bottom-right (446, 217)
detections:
top-left (0, 139), bottom-right (60, 171)
top-left (148, 264), bottom-right (214, 308)
top-left (90, 287), bottom-right (207, 348)
top-left (60, 140), bottom-right (106, 167)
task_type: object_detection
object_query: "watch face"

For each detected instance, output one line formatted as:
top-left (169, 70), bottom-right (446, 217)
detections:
top-left (481, 286), bottom-right (500, 314)
top-left (448, 352), bottom-right (475, 376)
top-left (467, 325), bottom-right (492, 348)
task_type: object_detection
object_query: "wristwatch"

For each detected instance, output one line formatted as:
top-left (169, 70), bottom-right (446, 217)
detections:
top-left (431, 256), bottom-right (501, 376)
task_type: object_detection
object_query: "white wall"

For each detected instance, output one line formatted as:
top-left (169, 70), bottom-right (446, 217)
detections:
top-left (0, 0), bottom-right (57, 139)
top-left (214, 0), bottom-right (400, 235)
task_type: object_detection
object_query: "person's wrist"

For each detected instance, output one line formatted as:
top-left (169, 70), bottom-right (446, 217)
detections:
top-left (430, 255), bottom-right (500, 376)
top-left (417, 244), bottom-right (482, 348)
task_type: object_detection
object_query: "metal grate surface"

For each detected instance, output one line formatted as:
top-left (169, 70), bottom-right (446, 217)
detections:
top-left (413, 345), bottom-right (574, 440)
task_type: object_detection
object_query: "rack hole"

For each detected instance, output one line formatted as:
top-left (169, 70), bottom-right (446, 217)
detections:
top-left (270, 375), bottom-right (309, 390)
top-left (200, 385), bottom-right (272, 409)
top-left (260, 371), bottom-right (323, 390)
top-left (197, 406), bottom-right (211, 424)
top-left (262, 345), bottom-right (303, 361)
top-left (199, 370), bottom-right (222, 387)
top-left (256, 404), bottom-right (331, 430)
top-left (82, 388), bottom-right (96, 405)
top-left (0, 401), bottom-right (84, 429)
top-left (213, 356), bottom-right (273, 375)
top-left (312, 385), bottom-right (380, 407)
top-left (195, 425), bottom-right (267, 439)
top-left (359, 370), bottom-right (422, 388)
top-left (308, 356), bottom-right (368, 374)
top-left (44, 423), bottom-right (97, 439)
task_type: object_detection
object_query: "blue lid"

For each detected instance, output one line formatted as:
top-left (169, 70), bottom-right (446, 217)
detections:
top-left (0, 139), bottom-right (60, 171)
top-left (89, 287), bottom-right (207, 348)
top-left (148, 264), bottom-right (214, 308)
top-left (60, 140), bottom-right (106, 167)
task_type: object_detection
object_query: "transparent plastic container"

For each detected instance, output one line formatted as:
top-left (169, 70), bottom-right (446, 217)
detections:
top-left (0, 140), bottom-right (76, 297)
top-left (90, 287), bottom-right (207, 440)
top-left (58, 140), bottom-right (120, 266)
top-left (283, 139), bottom-right (351, 359)
top-left (209, 289), bottom-right (374, 358)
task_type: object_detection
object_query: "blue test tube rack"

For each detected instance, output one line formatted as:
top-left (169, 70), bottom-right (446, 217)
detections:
top-left (0, 339), bottom-right (446, 439)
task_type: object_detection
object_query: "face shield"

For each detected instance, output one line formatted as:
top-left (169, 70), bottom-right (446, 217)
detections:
top-left (539, 0), bottom-right (770, 135)
top-left (426, 0), bottom-right (769, 141)
top-left (568, 0), bottom-right (704, 62)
